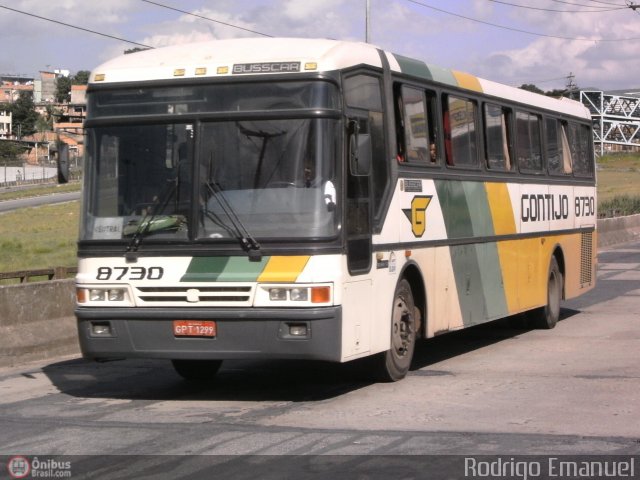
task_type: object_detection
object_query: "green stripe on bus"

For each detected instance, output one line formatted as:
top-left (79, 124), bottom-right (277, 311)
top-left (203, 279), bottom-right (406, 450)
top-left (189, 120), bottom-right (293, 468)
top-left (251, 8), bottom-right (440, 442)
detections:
top-left (436, 180), bottom-right (496, 239)
top-left (393, 54), bottom-right (433, 80)
top-left (393, 53), bottom-right (460, 88)
top-left (437, 181), bottom-right (508, 324)
top-left (450, 244), bottom-right (485, 326)
top-left (450, 243), bottom-right (509, 327)
top-left (476, 243), bottom-right (509, 320)
top-left (435, 180), bottom-right (474, 238)
top-left (181, 256), bottom-right (269, 282)
top-left (426, 64), bottom-right (458, 87)
top-left (462, 181), bottom-right (495, 237)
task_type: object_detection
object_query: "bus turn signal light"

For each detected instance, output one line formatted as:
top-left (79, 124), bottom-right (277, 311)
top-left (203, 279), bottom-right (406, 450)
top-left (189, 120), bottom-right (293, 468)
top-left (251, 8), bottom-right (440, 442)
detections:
top-left (311, 286), bottom-right (331, 304)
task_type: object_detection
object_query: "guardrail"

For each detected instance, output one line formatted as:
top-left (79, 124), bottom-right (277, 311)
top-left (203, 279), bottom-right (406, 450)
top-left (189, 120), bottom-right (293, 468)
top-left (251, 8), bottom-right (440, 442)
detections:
top-left (0, 266), bottom-right (77, 284)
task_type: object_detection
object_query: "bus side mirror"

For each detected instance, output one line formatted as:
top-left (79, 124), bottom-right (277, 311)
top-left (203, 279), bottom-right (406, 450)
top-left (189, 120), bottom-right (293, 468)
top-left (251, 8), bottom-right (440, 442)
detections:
top-left (57, 142), bottom-right (70, 184)
top-left (348, 119), bottom-right (371, 176)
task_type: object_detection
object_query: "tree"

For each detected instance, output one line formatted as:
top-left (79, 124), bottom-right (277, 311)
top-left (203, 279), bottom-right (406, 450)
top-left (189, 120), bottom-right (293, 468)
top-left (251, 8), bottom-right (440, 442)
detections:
top-left (0, 140), bottom-right (30, 165)
top-left (546, 88), bottom-right (569, 98)
top-left (124, 47), bottom-right (150, 55)
top-left (8, 92), bottom-right (39, 138)
top-left (519, 84), bottom-right (545, 95)
top-left (55, 75), bottom-right (72, 103)
top-left (72, 70), bottom-right (91, 85)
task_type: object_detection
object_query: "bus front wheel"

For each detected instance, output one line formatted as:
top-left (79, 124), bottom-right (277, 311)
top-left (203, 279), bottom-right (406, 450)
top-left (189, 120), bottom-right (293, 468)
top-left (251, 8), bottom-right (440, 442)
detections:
top-left (171, 359), bottom-right (223, 381)
top-left (373, 279), bottom-right (416, 382)
top-left (528, 257), bottom-right (562, 329)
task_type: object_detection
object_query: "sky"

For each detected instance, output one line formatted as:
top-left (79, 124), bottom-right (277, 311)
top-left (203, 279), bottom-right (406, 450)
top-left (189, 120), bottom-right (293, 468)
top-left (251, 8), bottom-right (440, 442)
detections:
top-left (1, 0), bottom-right (639, 92)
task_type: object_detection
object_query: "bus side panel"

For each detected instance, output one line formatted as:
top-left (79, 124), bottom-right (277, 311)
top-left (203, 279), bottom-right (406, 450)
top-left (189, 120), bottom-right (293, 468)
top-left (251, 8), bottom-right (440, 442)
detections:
top-left (412, 246), bottom-right (464, 336)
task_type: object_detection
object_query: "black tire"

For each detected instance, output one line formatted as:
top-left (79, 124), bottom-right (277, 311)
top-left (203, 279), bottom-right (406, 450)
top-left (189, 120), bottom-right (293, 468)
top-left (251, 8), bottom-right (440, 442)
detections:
top-left (528, 257), bottom-right (563, 329)
top-left (373, 279), bottom-right (417, 382)
top-left (171, 359), bottom-right (223, 381)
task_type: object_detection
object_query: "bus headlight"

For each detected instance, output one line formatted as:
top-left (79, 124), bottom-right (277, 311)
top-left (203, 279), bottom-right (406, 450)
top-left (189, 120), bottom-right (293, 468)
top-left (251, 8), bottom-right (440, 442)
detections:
top-left (289, 288), bottom-right (308, 302)
top-left (89, 289), bottom-right (106, 302)
top-left (269, 288), bottom-right (288, 301)
top-left (256, 284), bottom-right (332, 306)
top-left (108, 289), bottom-right (126, 301)
top-left (77, 287), bottom-right (130, 305)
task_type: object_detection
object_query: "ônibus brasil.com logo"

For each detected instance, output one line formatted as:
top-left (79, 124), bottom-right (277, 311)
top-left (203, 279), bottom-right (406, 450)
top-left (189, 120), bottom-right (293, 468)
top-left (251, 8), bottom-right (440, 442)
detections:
top-left (6, 456), bottom-right (30, 479)
top-left (6, 456), bottom-right (72, 478)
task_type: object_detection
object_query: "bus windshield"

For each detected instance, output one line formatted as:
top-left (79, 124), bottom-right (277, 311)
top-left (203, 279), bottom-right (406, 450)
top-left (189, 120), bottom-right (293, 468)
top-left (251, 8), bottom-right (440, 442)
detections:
top-left (80, 81), bottom-right (341, 244)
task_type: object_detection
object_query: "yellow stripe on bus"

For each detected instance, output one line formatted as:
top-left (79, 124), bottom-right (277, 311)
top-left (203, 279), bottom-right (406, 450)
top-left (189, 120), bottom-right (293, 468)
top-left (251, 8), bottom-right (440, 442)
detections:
top-left (258, 256), bottom-right (311, 282)
top-left (452, 70), bottom-right (483, 92)
top-left (485, 183), bottom-right (517, 235)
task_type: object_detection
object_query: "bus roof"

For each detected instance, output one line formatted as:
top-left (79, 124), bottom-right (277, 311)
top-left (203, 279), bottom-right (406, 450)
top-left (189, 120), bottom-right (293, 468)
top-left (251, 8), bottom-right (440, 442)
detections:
top-left (90, 37), bottom-right (590, 120)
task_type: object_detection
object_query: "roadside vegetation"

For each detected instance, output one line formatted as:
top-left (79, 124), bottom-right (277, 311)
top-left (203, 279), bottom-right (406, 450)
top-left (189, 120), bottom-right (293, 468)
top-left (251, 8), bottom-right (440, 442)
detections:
top-left (0, 153), bottom-right (638, 274)
top-left (0, 181), bottom-right (81, 202)
top-left (597, 152), bottom-right (640, 218)
top-left (0, 201), bottom-right (79, 279)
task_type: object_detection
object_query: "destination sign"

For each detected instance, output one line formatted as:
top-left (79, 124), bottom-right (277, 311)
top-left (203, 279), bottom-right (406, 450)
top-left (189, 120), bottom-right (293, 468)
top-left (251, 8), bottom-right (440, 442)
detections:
top-left (232, 62), bottom-right (301, 75)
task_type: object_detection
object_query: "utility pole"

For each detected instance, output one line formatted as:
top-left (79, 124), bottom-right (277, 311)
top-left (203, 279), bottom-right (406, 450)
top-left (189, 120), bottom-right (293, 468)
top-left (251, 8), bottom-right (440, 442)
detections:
top-left (566, 72), bottom-right (578, 100)
top-left (365, 0), bottom-right (371, 43)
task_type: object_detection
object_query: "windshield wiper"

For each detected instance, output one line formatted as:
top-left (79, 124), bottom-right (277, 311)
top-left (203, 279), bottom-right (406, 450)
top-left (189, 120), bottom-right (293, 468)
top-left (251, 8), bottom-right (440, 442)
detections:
top-left (237, 123), bottom-right (286, 189)
top-left (125, 178), bottom-right (179, 261)
top-left (203, 181), bottom-right (262, 262)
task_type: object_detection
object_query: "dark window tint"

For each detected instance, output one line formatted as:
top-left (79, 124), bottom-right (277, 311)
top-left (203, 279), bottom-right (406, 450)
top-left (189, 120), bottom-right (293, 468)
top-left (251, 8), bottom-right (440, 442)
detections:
top-left (484, 103), bottom-right (512, 171)
top-left (444, 95), bottom-right (478, 167)
top-left (344, 75), bottom-right (383, 111)
top-left (90, 81), bottom-right (340, 117)
top-left (516, 111), bottom-right (542, 172)
top-left (396, 85), bottom-right (438, 165)
top-left (546, 118), bottom-right (572, 175)
top-left (568, 123), bottom-right (594, 177)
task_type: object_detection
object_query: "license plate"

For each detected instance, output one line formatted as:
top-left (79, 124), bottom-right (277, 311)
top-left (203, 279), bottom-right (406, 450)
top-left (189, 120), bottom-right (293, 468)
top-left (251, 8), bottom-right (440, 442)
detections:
top-left (173, 320), bottom-right (216, 338)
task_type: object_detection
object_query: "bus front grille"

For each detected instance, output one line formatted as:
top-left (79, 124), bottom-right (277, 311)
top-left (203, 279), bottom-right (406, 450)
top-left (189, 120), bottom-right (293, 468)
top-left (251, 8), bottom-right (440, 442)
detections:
top-left (134, 285), bottom-right (253, 306)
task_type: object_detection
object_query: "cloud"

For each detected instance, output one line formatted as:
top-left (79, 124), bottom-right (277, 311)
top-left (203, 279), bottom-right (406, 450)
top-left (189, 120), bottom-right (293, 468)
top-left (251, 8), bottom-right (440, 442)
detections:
top-left (1, 0), bottom-right (638, 90)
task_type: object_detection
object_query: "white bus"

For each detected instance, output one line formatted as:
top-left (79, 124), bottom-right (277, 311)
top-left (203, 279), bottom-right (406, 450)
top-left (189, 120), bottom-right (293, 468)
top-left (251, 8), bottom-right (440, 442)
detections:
top-left (75, 38), bottom-right (596, 382)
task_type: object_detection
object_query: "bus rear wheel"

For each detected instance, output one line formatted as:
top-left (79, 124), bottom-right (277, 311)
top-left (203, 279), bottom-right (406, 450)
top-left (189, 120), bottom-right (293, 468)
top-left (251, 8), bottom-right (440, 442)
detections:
top-left (373, 279), bottom-right (416, 382)
top-left (171, 359), bottom-right (223, 381)
top-left (529, 256), bottom-right (562, 329)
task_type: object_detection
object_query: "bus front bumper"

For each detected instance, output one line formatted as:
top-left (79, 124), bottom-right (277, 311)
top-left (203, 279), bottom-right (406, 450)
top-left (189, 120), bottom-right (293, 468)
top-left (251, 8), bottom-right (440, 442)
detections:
top-left (75, 306), bottom-right (342, 362)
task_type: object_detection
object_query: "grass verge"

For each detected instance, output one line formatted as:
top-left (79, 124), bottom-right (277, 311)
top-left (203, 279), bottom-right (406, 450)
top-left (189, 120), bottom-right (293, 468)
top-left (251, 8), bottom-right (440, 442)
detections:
top-left (0, 182), bottom-right (81, 202)
top-left (0, 202), bottom-right (79, 279)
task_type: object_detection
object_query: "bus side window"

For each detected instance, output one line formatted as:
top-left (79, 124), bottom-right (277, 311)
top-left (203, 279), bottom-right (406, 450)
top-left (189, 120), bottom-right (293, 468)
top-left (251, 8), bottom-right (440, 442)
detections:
top-left (343, 73), bottom-right (388, 223)
top-left (516, 111), bottom-right (543, 172)
top-left (394, 84), bottom-right (405, 162)
top-left (568, 122), bottom-right (594, 177)
top-left (443, 94), bottom-right (478, 168)
top-left (547, 118), bottom-right (572, 175)
top-left (484, 103), bottom-right (512, 171)
top-left (395, 85), bottom-right (438, 165)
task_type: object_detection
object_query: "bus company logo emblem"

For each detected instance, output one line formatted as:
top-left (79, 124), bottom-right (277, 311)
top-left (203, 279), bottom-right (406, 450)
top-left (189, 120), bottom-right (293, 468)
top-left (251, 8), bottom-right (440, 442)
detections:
top-left (403, 196), bottom-right (432, 237)
top-left (186, 289), bottom-right (200, 303)
top-left (232, 62), bottom-right (301, 74)
top-left (7, 456), bottom-right (30, 479)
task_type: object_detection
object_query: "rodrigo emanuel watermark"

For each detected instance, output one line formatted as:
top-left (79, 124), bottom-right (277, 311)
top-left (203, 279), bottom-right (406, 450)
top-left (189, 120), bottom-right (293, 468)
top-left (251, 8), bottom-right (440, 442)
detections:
top-left (465, 457), bottom-right (636, 480)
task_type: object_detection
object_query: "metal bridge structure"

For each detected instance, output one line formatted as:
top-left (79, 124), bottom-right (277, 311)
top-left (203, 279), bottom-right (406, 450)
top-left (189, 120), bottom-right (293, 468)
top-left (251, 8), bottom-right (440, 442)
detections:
top-left (580, 90), bottom-right (640, 156)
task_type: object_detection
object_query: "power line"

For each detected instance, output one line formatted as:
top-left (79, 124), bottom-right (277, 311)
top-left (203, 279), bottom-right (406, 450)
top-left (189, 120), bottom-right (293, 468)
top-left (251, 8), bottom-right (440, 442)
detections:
top-left (140, 0), bottom-right (272, 37)
top-left (549, 0), bottom-right (617, 7)
top-left (585, 0), bottom-right (628, 6)
top-left (488, 0), bottom-right (627, 12)
top-left (405, 0), bottom-right (640, 42)
top-left (0, 4), bottom-right (153, 49)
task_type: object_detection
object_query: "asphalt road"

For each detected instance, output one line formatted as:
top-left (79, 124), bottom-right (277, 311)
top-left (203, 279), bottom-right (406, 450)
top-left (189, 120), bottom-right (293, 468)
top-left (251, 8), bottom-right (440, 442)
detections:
top-left (0, 191), bottom-right (80, 213)
top-left (0, 241), bottom-right (638, 478)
